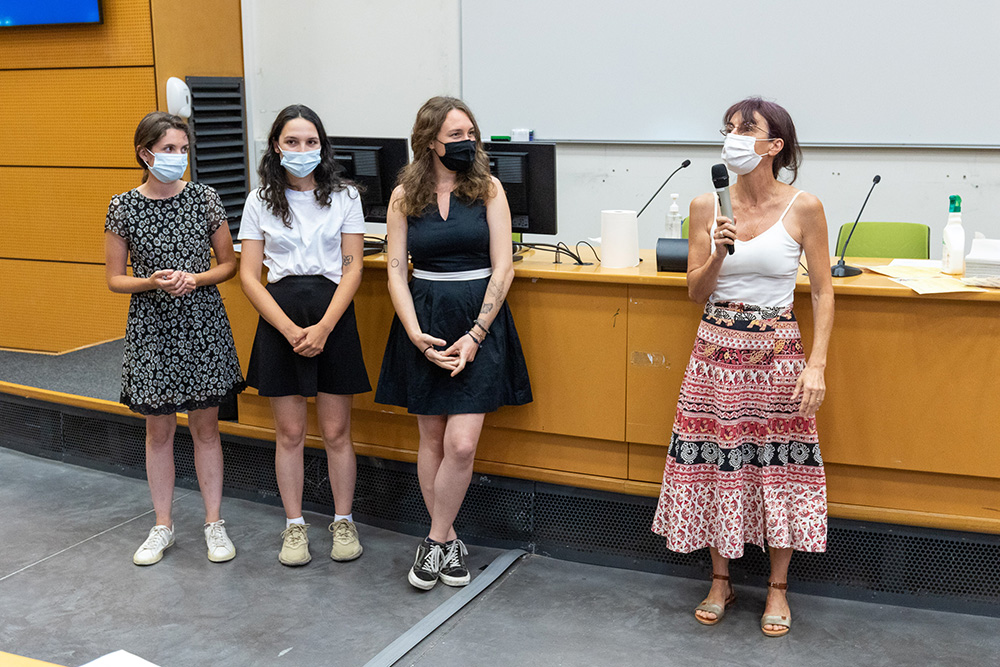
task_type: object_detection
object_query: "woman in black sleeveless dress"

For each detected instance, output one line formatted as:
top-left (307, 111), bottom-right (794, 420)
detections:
top-left (375, 97), bottom-right (531, 590)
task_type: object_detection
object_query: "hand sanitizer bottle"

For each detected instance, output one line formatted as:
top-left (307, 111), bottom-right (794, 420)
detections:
top-left (941, 195), bottom-right (965, 275)
top-left (666, 193), bottom-right (683, 238)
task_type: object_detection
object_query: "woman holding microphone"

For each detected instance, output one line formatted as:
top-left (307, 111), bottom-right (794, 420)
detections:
top-left (652, 97), bottom-right (834, 637)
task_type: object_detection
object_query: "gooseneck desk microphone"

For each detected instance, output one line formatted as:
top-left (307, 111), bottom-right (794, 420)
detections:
top-left (649, 160), bottom-right (692, 272)
top-left (832, 175), bottom-right (882, 277)
top-left (637, 159), bottom-right (691, 217)
top-left (711, 163), bottom-right (735, 255)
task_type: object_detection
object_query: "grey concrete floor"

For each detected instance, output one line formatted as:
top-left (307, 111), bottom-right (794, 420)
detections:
top-left (0, 341), bottom-right (122, 403)
top-left (2, 446), bottom-right (998, 667)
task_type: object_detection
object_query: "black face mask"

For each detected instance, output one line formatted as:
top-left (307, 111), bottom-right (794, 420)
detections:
top-left (437, 139), bottom-right (476, 172)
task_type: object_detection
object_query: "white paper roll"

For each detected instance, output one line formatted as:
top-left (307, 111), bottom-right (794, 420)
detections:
top-left (600, 210), bottom-right (640, 268)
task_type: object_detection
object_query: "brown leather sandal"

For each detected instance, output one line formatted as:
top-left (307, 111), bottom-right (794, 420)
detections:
top-left (761, 581), bottom-right (791, 637)
top-left (694, 573), bottom-right (737, 626)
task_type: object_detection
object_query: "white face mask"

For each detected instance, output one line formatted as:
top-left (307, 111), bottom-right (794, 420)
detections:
top-left (280, 147), bottom-right (322, 178)
top-left (142, 151), bottom-right (188, 183)
top-left (721, 133), bottom-right (771, 175)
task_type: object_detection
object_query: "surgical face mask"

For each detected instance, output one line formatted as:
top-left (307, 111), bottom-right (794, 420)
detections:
top-left (143, 151), bottom-right (188, 183)
top-left (280, 147), bottom-right (322, 178)
top-left (437, 139), bottom-right (476, 172)
top-left (721, 133), bottom-right (772, 176)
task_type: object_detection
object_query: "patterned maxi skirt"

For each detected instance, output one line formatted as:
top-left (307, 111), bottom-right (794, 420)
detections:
top-left (651, 302), bottom-right (827, 559)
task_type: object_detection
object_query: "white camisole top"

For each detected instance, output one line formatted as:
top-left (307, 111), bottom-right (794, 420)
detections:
top-left (710, 191), bottom-right (804, 308)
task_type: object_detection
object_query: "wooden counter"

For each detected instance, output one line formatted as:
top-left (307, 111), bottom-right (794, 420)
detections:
top-left (220, 250), bottom-right (1000, 534)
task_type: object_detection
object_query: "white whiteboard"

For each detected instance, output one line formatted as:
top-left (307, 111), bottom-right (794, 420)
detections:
top-left (461, 0), bottom-right (1000, 147)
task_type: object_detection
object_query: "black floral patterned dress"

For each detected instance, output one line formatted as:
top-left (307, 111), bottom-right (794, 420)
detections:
top-left (105, 182), bottom-right (245, 415)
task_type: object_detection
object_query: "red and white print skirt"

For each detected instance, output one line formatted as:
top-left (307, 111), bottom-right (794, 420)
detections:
top-left (651, 302), bottom-right (827, 559)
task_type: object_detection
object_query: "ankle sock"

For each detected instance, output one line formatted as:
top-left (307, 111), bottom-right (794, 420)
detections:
top-left (334, 513), bottom-right (353, 523)
top-left (286, 516), bottom-right (306, 528)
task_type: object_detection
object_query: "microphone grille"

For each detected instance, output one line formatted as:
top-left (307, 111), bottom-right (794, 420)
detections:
top-left (711, 163), bottom-right (729, 187)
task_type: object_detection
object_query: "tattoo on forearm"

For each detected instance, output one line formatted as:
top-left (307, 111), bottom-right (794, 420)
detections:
top-left (391, 258), bottom-right (400, 268)
top-left (343, 255), bottom-right (354, 266)
top-left (479, 277), bottom-right (508, 317)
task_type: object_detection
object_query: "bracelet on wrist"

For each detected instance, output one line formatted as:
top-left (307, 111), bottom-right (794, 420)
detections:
top-left (465, 331), bottom-right (483, 346)
top-left (471, 318), bottom-right (490, 336)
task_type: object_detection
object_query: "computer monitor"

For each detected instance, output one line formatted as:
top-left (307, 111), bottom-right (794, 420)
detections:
top-left (483, 141), bottom-right (557, 236)
top-left (328, 136), bottom-right (409, 223)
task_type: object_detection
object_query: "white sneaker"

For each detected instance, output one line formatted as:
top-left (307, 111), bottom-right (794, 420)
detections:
top-left (204, 519), bottom-right (236, 563)
top-left (133, 525), bottom-right (174, 566)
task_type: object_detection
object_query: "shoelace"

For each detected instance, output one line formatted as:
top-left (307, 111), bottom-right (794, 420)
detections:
top-left (205, 521), bottom-right (228, 548)
top-left (420, 544), bottom-right (443, 571)
top-left (141, 526), bottom-right (171, 551)
top-left (331, 521), bottom-right (355, 544)
top-left (282, 524), bottom-right (307, 547)
top-left (442, 540), bottom-right (468, 569)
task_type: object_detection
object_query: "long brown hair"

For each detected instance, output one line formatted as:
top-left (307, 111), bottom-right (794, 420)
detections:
top-left (396, 96), bottom-right (495, 217)
top-left (258, 104), bottom-right (358, 227)
top-left (134, 111), bottom-right (190, 183)
top-left (724, 97), bottom-right (802, 184)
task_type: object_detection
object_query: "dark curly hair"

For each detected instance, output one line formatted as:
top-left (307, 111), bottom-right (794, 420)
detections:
top-left (258, 104), bottom-right (360, 227)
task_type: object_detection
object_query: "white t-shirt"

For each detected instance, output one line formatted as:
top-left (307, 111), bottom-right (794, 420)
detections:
top-left (238, 186), bottom-right (365, 283)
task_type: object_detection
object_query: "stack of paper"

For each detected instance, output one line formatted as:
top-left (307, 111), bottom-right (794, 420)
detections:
top-left (963, 238), bottom-right (1000, 287)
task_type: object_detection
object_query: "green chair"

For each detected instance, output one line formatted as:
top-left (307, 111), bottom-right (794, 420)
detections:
top-left (834, 222), bottom-right (930, 259)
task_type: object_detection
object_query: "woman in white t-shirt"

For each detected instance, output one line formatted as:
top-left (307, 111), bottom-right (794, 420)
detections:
top-left (239, 105), bottom-right (370, 567)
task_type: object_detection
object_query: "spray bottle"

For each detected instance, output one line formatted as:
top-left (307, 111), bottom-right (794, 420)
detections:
top-left (941, 195), bottom-right (965, 275)
top-left (666, 193), bottom-right (683, 238)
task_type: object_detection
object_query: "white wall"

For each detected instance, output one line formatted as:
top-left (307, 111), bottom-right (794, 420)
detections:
top-left (241, 1), bottom-right (1000, 257)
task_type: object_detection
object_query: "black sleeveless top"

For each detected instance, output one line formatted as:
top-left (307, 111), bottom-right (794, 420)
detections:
top-left (407, 193), bottom-right (491, 272)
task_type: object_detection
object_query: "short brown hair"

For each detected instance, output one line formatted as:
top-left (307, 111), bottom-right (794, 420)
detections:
top-left (133, 111), bottom-right (190, 182)
top-left (724, 97), bottom-right (802, 184)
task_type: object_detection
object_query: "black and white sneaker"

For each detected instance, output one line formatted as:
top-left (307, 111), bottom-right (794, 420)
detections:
top-left (408, 539), bottom-right (444, 590)
top-left (439, 538), bottom-right (470, 587)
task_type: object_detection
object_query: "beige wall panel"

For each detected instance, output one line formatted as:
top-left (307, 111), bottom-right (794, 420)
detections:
top-left (816, 294), bottom-right (1000, 479)
top-left (0, 167), bottom-right (142, 264)
top-left (826, 463), bottom-right (1000, 533)
top-left (0, 0), bottom-right (152, 70)
top-left (625, 284), bottom-right (703, 446)
top-left (0, 260), bottom-right (129, 352)
top-left (150, 0), bottom-right (244, 109)
top-left (485, 277), bottom-right (628, 441)
top-left (0, 68), bottom-right (156, 168)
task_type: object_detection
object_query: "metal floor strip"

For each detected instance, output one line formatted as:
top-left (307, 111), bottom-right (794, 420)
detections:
top-left (364, 548), bottom-right (528, 667)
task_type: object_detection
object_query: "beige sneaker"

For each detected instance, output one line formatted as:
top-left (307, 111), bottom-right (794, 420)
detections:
top-left (278, 523), bottom-right (311, 566)
top-left (133, 525), bottom-right (174, 566)
top-left (329, 519), bottom-right (363, 562)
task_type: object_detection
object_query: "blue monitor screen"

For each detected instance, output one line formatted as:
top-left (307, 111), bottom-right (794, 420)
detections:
top-left (0, 1), bottom-right (102, 27)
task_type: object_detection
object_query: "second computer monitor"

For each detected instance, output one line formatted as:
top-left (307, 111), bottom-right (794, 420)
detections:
top-left (328, 136), bottom-right (409, 223)
top-left (483, 141), bottom-right (557, 236)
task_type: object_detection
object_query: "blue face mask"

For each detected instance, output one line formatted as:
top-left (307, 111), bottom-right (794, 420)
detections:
top-left (143, 151), bottom-right (188, 183)
top-left (280, 148), bottom-right (322, 178)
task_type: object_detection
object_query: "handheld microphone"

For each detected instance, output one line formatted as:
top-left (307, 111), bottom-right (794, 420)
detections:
top-left (638, 159), bottom-right (691, 217)
top-left (711, 163), bottom-right (735, 255)
top-left (831, 174), bottom-right (881, 277)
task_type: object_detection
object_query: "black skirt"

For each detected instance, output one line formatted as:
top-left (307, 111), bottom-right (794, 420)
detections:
top-left (374, 276), bottom-right (532, 415)
top-left (247, 275), bottom-right (371, 397)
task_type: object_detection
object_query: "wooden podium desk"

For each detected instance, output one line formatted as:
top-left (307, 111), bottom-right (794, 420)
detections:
top-left (220, 251), bottom-right (1000, 535)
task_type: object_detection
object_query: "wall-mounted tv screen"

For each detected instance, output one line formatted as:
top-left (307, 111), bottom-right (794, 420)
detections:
top-left (0, 1), bottom-right (103, 27)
